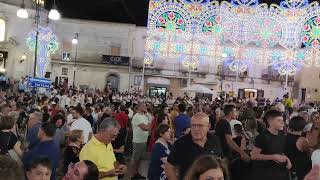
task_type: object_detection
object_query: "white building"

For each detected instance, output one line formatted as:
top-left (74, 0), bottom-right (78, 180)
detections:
top-left (0, 0), bottom-right (319, 102)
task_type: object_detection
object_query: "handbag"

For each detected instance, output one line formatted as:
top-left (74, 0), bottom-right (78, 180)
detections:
top-left (0, 132), bottom-right (23, 166)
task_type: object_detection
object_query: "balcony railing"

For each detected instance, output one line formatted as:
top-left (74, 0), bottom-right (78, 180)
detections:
top-left (261, 73), bottom-right (294, 82)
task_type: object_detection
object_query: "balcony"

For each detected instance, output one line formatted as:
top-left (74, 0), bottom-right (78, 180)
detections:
top-left (261, 70), bottom-right (294, 82)
top-left (218, 68), bottom-right (248, 80)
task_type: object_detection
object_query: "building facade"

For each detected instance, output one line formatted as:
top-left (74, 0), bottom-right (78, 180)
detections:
top-left (0, 0), bottom-right (319, 101)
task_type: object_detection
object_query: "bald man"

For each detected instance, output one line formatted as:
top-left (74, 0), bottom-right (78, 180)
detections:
top-left (165, 113), bottom-right (223, 180)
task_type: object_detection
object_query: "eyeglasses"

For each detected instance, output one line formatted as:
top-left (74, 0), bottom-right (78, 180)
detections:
top-left (190, 124), bottom-right (208, 129)
top-left (68, 162), bottom-right (80, 177)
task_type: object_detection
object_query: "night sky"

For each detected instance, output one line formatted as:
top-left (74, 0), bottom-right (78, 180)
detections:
top-left (45, 0), bottom-right (317, 27)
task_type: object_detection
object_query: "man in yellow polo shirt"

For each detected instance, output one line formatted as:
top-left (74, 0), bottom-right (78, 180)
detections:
top-left (80, 117), bottom-right (127, 180)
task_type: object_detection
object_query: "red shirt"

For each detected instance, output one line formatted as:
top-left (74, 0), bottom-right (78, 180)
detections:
top-left (114, 111), bottom-right (129, 129)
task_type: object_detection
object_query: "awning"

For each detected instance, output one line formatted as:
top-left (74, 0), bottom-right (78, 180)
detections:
top-left (147, 77), bottom-right (170, 85)
top-left (193, 78), bottom-right (219, 85)
top-left (181, 84), bottom-right (214, 94)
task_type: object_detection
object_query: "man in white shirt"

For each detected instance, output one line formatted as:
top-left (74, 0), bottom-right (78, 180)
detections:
top-left (60, 93), bottom-right (68, 108)
top-left (70, 106), bottom-right (93, 143)
top-left (131, 103), bottom-right (150, 179)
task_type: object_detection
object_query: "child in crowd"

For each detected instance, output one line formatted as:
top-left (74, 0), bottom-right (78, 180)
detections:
top-left (148, 124), bottom-right (173, 180)
top-left (251, 110), bottom-right (292, 180)
top-left (26, 157), bottom-right (52, 180)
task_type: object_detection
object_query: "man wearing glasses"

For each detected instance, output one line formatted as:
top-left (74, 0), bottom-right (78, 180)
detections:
top-left (80, 117), bottom-right (127, 180)
top-left (165, 113), bottom-right (223, 180)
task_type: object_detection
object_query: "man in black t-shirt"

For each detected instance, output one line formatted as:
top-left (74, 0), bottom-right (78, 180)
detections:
top-left (251, 110), bottom-right (292, 180)
top-left (165, 113), bottom-right (223, 180)
top-left (215, 104), bottom-right (250, 161)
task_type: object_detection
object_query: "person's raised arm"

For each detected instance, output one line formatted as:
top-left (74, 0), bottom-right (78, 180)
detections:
top-left (98, 169), bottom-right (119, 179)
top-left (225, 134), bottom-right (250, 161)
top-left (251, 146), bottom-right (286, 163)
top-left (138, 123), bottom-right (150, 131)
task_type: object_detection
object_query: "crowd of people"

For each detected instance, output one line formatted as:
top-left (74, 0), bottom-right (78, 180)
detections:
top-left (0, 83), bottom-right (319, 180)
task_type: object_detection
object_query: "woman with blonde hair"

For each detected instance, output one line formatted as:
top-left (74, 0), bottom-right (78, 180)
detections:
top-left (184, 155), bottom-right (230, 180)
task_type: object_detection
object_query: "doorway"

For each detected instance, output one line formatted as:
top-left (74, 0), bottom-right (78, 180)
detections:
top-left (107, 74), bottom-right (120, 91)
top-left (149, 87), bottom-right (167, 97)
top-left (301, 88), bottom-right (306, 103)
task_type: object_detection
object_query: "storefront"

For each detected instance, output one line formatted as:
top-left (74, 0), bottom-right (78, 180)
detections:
top-left (147, 77), bottom-right (170, 96)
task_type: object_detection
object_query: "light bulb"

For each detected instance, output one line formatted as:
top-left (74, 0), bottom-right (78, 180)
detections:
top-left (72, 38), bottom-right (78, 44)
top-left (48, 9), bottom-right (61, 20)
top-left (221, 53), bottom-right (228, 58)
top-left (21, 53), bottom-right (27, 60)
top-left (17, 7), bottom-right (28, 19)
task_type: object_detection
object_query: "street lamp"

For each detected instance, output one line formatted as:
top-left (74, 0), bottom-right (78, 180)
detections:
top-left (17, 0), bottom-right (28, 19)
top-left (17, 0), bottom-right (60, 105)
top-left (72, 33), bottom-right (78, 88)
top-left (48, 0), bottom-right (60, 20)
top-left (21, 53), bottom-right (27, 60)
top-left (72, 36), bottom-right (78, 45)
top-left (17, 0), bottom-right (61, 20)
top-left (20, 53), bottom-right (27, 63)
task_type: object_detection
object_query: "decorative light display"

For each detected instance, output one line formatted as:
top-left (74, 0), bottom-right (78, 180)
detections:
top-left (253, 15), bottom-right (283, 47)
top-left (222, 46), bottom-right (251, 73)
top-left (26, 26), bottom-right (58, 77)
top-left (145, 0), bottom-right (320, 76)
top-left (302, 16), bottom-right (320, 48)
top-left (270, 49), bottom-right (311, 75)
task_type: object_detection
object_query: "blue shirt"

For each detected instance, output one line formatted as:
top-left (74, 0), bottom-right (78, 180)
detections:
top-left (148, 141), bottom-right (171, 180)
top-left (174, 114), bottom-right (191, 138)
top-left (23, 140), bottom-right (60, 180)
top-left (26, 123), bottom-right (41, 149)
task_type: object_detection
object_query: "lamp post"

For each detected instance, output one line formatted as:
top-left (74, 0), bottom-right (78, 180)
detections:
top-left (17, 0), bottom-right (60, 104)
top-left (72, 33), bottom-right (78, 89)
top-left (141, 62), bottom-right (145, 95)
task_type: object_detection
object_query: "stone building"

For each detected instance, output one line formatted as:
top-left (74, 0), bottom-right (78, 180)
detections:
top-left (0, 0), bottom-right (319, 102)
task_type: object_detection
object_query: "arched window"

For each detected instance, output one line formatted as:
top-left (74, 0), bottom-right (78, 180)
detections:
top-left (0, 19), bottom-right (5, 42)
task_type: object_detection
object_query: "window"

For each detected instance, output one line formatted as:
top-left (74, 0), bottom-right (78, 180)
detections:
top-left (110, 46), bottom-right (121, 56)
top-left (0, 19), bottom-right (5, 42)
top-left (62, 52), bottom-right (71, 61)
top-left (61, 68), bottom-right (68, 76)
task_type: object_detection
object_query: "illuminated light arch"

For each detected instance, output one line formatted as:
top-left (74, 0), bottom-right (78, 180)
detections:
top-left (26, 26), bottom-right (58, 77)
top-left (148, 3), bottom-right (192, 33)
top-left (144, 0), bottom-right (320, 76)
top-left (302, 15), bottom-right (320, 48)
top-left (195, 5), bottom-right (233, 44)
top-left (271, 49), bottom-right (311, 75)
top-left (253, 7), bottom-right (284, 48)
